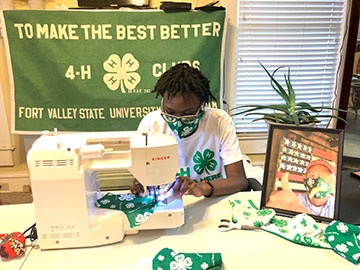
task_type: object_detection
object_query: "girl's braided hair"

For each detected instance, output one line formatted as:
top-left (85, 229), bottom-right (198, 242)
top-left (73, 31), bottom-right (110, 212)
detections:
top-left (152, 63), bottom-right (217, 105)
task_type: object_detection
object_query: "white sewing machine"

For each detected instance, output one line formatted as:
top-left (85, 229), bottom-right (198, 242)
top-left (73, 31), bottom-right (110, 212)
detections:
top-left (27, 130), bottom-right (184, 250)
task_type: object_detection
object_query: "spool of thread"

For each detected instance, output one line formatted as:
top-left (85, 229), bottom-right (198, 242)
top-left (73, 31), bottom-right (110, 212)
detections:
top-left (80, 144), bottom-right (105, 159)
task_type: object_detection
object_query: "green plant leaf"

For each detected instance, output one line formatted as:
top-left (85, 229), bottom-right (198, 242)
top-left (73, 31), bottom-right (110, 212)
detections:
top-left (229, 62), bottom-right (352, 126)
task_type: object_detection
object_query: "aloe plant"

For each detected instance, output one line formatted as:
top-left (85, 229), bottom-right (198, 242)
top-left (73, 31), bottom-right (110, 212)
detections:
top-left (229, 62), bottom-right (348, 126)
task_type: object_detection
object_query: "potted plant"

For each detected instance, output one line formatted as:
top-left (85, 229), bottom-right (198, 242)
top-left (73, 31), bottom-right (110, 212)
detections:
top-left (229, 62), bottom-right (348, 126)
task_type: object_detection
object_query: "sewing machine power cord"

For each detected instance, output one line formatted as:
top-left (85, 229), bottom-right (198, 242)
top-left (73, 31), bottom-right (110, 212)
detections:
top-left (23, 223), bottom-right (38, 242)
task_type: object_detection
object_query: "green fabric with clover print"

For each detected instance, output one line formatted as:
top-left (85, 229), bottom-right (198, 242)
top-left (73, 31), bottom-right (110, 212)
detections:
top-left (262, 213), bottom-right (331, 249)
top-left (152, 247), bottom-right (222, 270)
top-left (95, 192), bottom-right (156, 228)
top-left (229, 200), bottom-right (330, 248)
top-left (324, 220), bottom-right (360, 265)
top-left (229, 199), bottom-right (275, 227)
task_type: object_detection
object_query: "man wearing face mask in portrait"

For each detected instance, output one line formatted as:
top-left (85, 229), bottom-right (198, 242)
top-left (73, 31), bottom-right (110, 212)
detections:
top-left (266, 158), bottom-right (336, 219)
top-left (297, 159), bottom-right (336, 218)
top-left (130, 63), bottom-right (249, 198)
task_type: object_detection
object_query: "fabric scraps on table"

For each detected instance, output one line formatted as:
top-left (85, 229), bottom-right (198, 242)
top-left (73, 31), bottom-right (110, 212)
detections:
top-left (0, 232), bottom-right (26, 259)
top-left (227, 198), bottom-right (360, 265)
top-left (95, 192), bottom-right (157, 228)
top-left (325, 220), bottom-right (360, 265)
top-left (229, 199), bottom-right (275, 227)
top-left (152, 247), bottom-right (222, 270)
top-left (228, 199), bottom-right (329, 248)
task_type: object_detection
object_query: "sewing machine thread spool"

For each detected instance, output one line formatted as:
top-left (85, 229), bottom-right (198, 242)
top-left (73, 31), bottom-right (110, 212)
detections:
top-left (80, 144), bottom-right (105, 159)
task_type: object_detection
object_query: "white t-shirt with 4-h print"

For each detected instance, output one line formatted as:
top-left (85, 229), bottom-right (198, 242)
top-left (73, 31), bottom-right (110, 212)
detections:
top-left (137, 107), bottom-right (243, 183)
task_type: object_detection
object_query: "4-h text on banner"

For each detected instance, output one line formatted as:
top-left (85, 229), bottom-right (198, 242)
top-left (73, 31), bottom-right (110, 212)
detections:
top-left (0, 9), bottom-right (225, 134)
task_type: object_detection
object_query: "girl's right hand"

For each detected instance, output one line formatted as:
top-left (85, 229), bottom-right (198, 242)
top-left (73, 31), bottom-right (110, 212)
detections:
top-left (129, 179), bottom-right (145, 197)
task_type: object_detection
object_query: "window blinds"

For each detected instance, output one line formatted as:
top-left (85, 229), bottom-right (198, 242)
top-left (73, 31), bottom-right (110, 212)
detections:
top-left (232, 0), bottom-right (347, 133)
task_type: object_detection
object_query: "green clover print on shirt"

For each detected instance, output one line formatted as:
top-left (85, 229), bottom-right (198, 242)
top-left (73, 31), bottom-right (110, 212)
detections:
top-left (193, 149), bottom-right (218, 175)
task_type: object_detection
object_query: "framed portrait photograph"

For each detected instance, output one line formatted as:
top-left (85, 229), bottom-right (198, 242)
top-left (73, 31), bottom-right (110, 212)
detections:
top-left (260, 124), bottom-right (344, 223)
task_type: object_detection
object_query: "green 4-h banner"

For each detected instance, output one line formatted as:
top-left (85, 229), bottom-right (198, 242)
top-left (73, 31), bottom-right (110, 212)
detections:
top-left (0, 9), bottom-right (225, 134)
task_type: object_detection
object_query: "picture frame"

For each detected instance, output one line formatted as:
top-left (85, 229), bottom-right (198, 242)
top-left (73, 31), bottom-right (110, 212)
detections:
top-left (260, 124), bottom-right (344, 223)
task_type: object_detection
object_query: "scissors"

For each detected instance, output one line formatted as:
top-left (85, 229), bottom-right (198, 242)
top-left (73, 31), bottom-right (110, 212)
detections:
top-left (218, 219), bottom-right (258, 232)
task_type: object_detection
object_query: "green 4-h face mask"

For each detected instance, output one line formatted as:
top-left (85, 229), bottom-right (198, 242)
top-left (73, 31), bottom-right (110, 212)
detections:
top-left (303, 176), bottom-right (335, 199)
top-left (167, 110), bottom-right (204, 139)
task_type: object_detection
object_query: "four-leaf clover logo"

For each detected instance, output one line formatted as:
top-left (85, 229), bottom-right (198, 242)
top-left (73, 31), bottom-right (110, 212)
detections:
top-left (193, 149), bottom-right (218, 175)
top-left (103, 53), bottom-right (141, 93)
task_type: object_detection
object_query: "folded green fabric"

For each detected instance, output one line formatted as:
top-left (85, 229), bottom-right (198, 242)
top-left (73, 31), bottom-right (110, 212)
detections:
top-left (325, 220), bottom-right (360, 265)
top-left (152, 248), bottom-right (222, 270)
top-left (95, 192), bottom-right (157, 228)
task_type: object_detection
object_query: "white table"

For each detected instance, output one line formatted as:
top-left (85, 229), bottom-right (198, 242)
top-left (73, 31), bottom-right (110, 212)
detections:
top-left (1, 191), bottom-right (358, 270)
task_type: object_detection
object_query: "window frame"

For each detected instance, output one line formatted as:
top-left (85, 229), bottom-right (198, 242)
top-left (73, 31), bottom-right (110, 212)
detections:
top-left (221, 0), bottom-right (352, 154)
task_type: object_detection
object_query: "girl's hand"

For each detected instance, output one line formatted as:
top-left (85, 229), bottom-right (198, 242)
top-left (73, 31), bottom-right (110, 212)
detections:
top-left (129, 179), bottom-right (145, 197)
top-left (167, 176), bottom-right (204, 197)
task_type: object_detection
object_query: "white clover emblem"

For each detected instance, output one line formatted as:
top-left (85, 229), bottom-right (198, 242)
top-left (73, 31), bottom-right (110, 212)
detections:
top-left (336, 243), bottom-right (349, 253)
top-left (158, 255), bottom-right (165, 261)
top-left (135, 211), bottom-right (152, 224)
top-left (200, 262), bottom-right (209, 269)
top-left (336, 222), bottom-right (349, 233)
top-left (170, 254), bottom-right (193, 270)
top-left (327, 235), bottom-right (335, 242)
top-left (135, 213), bottom-right (146, 224)
top-left (125, 202), bottom-right (135, 209)
top-left (103, 53), bottom-right (141, 93)
top-left (118, 193), bottom-right (135, 201)
top-left (181, 126), bottom-right (193, 137)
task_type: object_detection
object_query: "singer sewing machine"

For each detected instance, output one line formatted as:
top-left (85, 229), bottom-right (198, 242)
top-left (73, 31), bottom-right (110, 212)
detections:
top-left (27, 130), bottom-right (184, 250)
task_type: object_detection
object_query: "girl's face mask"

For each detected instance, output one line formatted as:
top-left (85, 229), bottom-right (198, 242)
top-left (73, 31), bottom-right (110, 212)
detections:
top-left (303, 176), bottom-right (335, 199)
top-left (162, 110), bottom-right (204, 139)
top-left (160, 98), bottom-right (205, 139)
